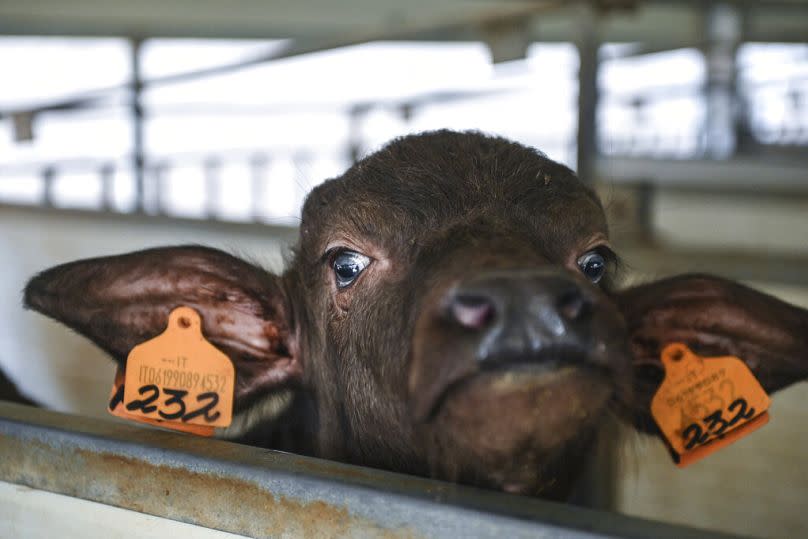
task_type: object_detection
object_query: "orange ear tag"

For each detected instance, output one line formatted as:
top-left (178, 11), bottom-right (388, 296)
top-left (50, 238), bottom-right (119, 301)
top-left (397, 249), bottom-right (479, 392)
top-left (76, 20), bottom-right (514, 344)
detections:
top-left (651, 343), bottom-right (770, 468)
top-left (107, 306), bottom-right (234, 436)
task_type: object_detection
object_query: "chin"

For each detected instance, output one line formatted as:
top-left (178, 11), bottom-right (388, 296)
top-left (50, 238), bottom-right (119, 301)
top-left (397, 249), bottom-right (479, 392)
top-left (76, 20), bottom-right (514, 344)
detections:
top-left (418, 366), bottom-right (614, 499)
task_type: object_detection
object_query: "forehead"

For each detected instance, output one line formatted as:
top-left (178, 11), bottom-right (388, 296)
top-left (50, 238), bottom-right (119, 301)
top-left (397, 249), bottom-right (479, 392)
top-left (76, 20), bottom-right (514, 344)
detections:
top-left (300, 131), bottom-right (607, 255)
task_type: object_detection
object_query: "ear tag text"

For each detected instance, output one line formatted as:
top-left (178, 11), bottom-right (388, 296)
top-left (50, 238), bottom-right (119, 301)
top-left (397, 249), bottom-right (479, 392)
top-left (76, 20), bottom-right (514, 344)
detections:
top-left (107, 306), bottom-right (235, 435)
top-left (651, 343), bottom-right (770, 468)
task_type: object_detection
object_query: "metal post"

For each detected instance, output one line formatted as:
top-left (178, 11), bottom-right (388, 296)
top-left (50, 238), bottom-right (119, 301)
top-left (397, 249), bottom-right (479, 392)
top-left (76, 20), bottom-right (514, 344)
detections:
top-left (399, 103), bottom-right (413, 124)
top-left (576, 4), bottom-right (600, 185)
top-left (292, 152), bottom-right (311, 218)
top-left (130, 38), bottom-right (146, 212)
top-left (250, 154), bottom-right (270, 222)
top-left (204, 158), bottom-right (221, 219)
top-left (41, 166), bottom-right (55, 207)
top-left (573, 6), bottom-right (615, 508)
top-left (636, 181), bottom-right (655, 244)
top-left (347, 105), bottom-right (369, 164)
top-left (99, 163), bottom-right (115, 211)
top-left (151, 162), bottom-right (167, 215)
top-left (704, 2), bottom-right (741, 159)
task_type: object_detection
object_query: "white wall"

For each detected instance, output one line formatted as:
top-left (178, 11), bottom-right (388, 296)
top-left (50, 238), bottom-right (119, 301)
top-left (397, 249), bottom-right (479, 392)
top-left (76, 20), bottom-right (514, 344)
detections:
top-left (0, 481), bottom-right (247, 539)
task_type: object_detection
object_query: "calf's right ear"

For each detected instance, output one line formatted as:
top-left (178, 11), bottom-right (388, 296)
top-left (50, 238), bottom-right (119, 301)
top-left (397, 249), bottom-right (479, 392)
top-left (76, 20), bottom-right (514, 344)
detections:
top-left (616, 274), bottom-right (808, 432)
top-left (24, 245), bottom-right (301, 437)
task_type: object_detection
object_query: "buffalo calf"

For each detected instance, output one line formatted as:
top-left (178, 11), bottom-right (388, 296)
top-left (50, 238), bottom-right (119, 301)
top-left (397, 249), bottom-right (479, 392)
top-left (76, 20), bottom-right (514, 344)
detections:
top-left (22, 130), bottom-right (808, 500)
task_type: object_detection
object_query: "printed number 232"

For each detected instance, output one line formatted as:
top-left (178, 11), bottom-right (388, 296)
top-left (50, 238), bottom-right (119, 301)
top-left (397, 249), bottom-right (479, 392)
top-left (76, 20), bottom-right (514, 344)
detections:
top-left (682, 398), bottom-right (756, 450)
top-left (126, 384), bottom-right (221, 423)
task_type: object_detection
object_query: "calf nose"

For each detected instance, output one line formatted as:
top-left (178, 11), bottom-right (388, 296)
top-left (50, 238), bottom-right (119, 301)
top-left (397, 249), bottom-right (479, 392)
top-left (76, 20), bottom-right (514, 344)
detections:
top-left (447, 270), bottom-right (594, 366)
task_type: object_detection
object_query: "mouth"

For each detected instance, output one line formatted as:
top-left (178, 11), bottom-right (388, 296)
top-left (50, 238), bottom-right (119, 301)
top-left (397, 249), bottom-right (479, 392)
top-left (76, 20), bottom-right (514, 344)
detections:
top-left (414, 345), bottom-right (612, 423)
top-left (478, 343), bottom-right (602, 373)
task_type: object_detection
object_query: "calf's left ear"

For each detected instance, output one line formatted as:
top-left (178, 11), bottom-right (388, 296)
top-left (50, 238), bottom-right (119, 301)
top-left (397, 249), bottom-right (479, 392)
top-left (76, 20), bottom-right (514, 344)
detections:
top-left (24, 245), bottom-right (301, 437)
top-left (616, 274), bottom-right (808, 431)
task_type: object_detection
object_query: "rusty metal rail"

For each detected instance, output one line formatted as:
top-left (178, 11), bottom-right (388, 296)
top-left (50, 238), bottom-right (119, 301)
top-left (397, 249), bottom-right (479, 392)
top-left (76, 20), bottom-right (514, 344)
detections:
top-left (0, 401), bottom-right (742, 539)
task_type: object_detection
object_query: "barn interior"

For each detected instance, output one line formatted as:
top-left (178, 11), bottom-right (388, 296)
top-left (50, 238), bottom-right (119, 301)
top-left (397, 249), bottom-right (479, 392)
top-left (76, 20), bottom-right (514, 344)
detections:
top-left (1, 1), bottom-right (807, 538)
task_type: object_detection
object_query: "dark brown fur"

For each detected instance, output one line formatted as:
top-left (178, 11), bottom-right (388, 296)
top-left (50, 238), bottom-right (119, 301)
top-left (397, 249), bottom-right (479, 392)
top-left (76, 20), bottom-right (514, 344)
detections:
top-left (20, 130), bottom-right (808, 500)
top-left (0, 367), bottom-right (34, 406)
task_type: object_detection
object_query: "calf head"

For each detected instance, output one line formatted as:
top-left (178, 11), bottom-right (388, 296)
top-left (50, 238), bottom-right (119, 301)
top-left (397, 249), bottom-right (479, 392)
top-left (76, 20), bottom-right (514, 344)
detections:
top-left (24, 130), bottom-right (808, 500)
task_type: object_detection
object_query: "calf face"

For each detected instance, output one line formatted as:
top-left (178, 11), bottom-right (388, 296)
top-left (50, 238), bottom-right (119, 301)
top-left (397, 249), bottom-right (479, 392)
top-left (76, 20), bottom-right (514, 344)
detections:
top-left (23, 130), bottom-right (808, 500)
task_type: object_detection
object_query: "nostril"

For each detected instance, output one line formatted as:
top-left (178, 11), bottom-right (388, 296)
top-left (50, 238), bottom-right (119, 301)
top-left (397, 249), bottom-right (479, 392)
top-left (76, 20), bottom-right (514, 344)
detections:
top-left (450, 294), bottom-right (495, 330)
top-left (557, 288), bottom-right (590, 321)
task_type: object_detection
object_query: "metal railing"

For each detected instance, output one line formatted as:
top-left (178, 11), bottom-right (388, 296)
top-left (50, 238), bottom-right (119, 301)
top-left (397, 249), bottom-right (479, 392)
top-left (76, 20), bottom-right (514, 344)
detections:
top-left (0, 149), bottom-right (344, 225)
top-left (0, 401), bottom-right (744, 539)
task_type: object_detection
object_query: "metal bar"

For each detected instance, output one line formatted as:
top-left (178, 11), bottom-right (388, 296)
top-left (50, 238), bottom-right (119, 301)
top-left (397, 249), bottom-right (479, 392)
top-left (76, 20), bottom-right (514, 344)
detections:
top-left (3, 0), bottom-right (808, 43)
top-left (130, 37), bottom-right (145, 213)
top-left (204, 158), bottom-right (221, 219)
top-left (0, 402), bottom-right (741, 539)
top-left (291, 152), bottom-right (311, 217)
top-left (99, 163), bottom-right (115, 211)
top-left (151, 162), bottom-right (168, 216)
top-left (0, 202), bottom-right (300, 243)
top-left (635, 181), bottom-right (655, 244)
top-left (596, 156), bottom-right (808, 197)
top-left (250, 153), bottom-right (270, 222)
top-left (572, 2), bottom-right (616, 509)
top-left (41, 166), bottom-right (55, 207)
top-left (347, 105), bottom-right (368, 164)
top-left (574, 3), bottom-right (617, 502)
top-left (575, 3), bottom-right (599, 185)
top-left (0, 147), bottom-right (346, 177)
top-left (702, 2), bottom-right (742, 159)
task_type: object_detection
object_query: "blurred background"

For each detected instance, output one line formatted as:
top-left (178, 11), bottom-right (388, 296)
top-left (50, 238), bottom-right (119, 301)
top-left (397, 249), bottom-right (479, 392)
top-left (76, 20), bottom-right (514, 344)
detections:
top-left (1, 1), bottom-right (807, 537)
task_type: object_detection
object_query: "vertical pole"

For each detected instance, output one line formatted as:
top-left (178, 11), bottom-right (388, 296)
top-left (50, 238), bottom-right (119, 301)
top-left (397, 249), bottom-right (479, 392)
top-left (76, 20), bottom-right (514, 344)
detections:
top-left (41, 166), bottom-right (55, 207)
top-left (152, 162), bottom-right (168, 216)
top-left (130, 38), bottom-right (146, 212)
top-left (576, 4), bottom-right (599, 185)
top-left (636, 181), bottom-right (655, 244)
top-left (292, 152), bottom-right (310, 219)
top-left (572, 4), bottom-right (615, 511)
top-left (100, 163), bottom-right (115, 211)
top-left (704, 2), bottom-right (741, 159)
top-left (347, 105), bottom-right (367, 164)
top-left (250, 154), bottom-right (269, 222)
top-left (204, 158), bottom-right (220, 219)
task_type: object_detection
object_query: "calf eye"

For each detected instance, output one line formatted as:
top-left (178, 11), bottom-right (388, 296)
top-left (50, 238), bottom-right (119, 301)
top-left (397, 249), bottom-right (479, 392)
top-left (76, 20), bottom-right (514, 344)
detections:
top-left (577, 251), bottom-right (606, 283)
top-left (332, 250), bottom-right (371, 289)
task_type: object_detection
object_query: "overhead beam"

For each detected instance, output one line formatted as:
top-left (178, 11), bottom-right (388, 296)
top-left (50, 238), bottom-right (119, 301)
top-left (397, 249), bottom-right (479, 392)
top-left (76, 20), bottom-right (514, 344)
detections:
top-left (2, 1), bottom-right (808, 43)
top-left (0, 2), bottom-right (560, 116)
top-left (0, 0), bottom-right (552, 39)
